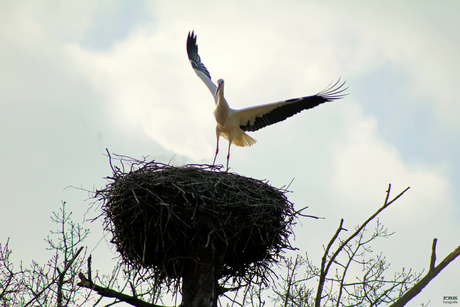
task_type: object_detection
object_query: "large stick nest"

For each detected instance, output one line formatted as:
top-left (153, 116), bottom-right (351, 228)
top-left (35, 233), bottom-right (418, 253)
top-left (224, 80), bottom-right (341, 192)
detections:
top-left (97, 156), bottom-right (298, 286)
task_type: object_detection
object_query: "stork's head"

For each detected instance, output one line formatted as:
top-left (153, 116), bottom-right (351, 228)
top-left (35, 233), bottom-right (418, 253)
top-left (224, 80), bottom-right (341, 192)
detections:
top-left (215, 79), bottom-right (224, 97)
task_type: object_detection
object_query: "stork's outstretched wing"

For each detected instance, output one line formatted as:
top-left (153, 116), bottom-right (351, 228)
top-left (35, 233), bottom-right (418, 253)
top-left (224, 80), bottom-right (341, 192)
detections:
top-left (187, 31), bottom-right (217, 103)
top-left (238, 79), bottom-right (347, 132)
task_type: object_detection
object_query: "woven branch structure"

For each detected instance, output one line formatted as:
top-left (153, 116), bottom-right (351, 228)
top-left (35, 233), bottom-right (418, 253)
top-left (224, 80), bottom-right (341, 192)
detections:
top-left (96, 156), bottom-right (297, 292)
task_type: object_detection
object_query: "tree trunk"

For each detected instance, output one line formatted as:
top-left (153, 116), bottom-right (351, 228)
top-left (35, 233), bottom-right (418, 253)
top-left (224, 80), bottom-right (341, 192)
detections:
top-left (181, 258), bottom-right (218, 307)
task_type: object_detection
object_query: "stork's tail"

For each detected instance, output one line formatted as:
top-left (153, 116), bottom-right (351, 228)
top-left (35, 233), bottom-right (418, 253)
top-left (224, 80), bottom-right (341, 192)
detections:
top-left (233, 133), bottom-right (257, 147)
top-left (222, 132), bottom-right (257, 147)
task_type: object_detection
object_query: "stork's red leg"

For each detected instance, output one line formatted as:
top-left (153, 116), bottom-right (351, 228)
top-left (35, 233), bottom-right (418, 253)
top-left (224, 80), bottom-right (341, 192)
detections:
top-left (212, 136), bottom-right (219, 166)
top-left (226, 141), bottom-right (231, 171)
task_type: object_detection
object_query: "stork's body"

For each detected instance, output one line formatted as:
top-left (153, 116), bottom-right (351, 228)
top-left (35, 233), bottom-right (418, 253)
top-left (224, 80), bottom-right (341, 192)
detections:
top-left (186, 31), bottom-right (347, 170)
top-left (213, 79), bottom-right (257, 168)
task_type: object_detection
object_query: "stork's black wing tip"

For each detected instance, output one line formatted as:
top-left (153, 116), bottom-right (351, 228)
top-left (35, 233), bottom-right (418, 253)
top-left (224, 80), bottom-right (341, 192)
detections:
top-left (319, 78), bottom-right (348, 101)
top-left (186, 30), bottom-right (199, 61)
top-left (186, 31), bottom-right (212, 80)
top-left (187, 31), bottom-right (196, 48)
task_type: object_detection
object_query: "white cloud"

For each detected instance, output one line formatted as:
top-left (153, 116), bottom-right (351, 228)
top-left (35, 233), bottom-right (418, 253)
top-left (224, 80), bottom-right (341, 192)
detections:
top-left (332, 101), bottom-right (453, 223)
top-left (330, 2), bottom-right (460, 131)
top-left (65, 25), bottom-right (217, 160)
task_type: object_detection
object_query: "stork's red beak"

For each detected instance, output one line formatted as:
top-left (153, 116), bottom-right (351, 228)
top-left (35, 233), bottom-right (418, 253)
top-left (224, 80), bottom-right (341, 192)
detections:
top-left (215, 83), bottom-right (221, 97)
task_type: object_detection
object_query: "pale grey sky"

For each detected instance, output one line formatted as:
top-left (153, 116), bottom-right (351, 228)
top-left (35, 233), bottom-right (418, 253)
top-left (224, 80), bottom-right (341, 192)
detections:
top-left (1, 1), bottom-right (459, 305)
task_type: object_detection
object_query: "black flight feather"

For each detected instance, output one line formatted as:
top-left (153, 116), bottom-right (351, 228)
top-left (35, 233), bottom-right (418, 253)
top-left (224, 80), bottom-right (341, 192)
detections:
top-left (187, 31), bottom-right (212, 80)
top-left (240, 79), bottom-right (347, 132)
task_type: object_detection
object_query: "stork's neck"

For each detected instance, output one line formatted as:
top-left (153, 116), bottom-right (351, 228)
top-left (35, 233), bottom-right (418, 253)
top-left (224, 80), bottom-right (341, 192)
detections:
top-left (216, 86), bottom-right (229, 108)
top-left (214, 86), bottom-right (230, 125)
top-left (217, 85), bottom-right (224, 100)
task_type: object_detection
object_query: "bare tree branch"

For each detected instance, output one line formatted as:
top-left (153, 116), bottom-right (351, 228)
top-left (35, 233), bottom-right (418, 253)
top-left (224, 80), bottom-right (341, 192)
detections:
top-left (315, 184), bottom-right (410, 307)
top-left (77, 256), bottom-right (173, 307)
top-left (315, 219), bottom-right (346, 307)
top-left (24, 246), bottom-right (84, 307)
top-left (0, 239), bottom-right (23, 302)
top-left (389, 242), bottom-right (460, 307)
top-left (430, 238), bottom-right (437, 270)
top-left (78, 272), bottom-right (168, 307)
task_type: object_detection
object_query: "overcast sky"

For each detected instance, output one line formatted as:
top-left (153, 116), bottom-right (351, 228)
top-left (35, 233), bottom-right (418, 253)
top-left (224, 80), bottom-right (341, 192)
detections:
top-left (1, 1), bottom-right (459, 306)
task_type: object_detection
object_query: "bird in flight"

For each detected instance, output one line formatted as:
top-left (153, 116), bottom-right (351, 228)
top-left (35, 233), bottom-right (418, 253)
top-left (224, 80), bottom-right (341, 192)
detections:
top-left (186, 31), bottom-right (347, 170)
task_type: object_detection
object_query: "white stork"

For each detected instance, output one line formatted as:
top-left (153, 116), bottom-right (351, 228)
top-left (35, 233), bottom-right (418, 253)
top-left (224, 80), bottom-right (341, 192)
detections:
top-left (187, 31), bottom-right (347, 170)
